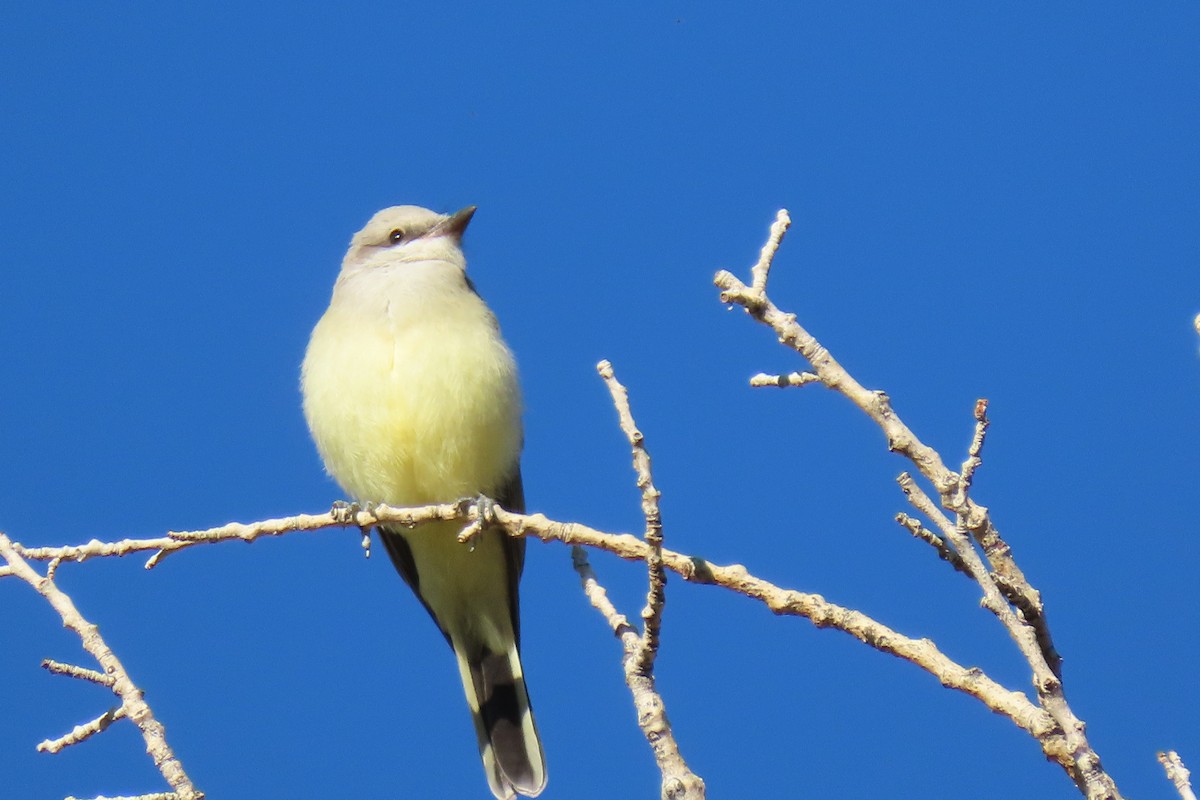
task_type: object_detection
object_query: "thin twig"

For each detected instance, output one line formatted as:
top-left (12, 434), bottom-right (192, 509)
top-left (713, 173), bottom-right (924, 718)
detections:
top-left (597, 359), bottom-right (666, 673)
top-left (572, 546), bottom-right (637, 637)
top-left (42, 658), bottom-right (115, 687)
top-left (38, 706), bottom-right (127, 753)
top-left (959, 399), bottom-right (990, 492)
top-left (750, 209), bottom-right (791, 294)
top-left (1159, 751), bottom-right (1197, 800)
top-left (749, 371), bottom-right (821, 388)
top-left (895, 513), bottom-right (970, 576)
top-left (571, 546), bottom-right (704, 800)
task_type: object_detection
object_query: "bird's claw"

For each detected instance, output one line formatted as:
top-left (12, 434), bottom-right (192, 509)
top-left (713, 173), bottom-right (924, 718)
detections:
top-left (458, 494), bottom-right (500, 549)
top-left (473, 494), bottom-right (499, 527)
top-left (331, 500), bottom-right (360, 524)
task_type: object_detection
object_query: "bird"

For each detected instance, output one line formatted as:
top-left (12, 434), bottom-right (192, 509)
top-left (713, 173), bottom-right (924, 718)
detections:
top-left (301, 204), bottom-right (546, 799)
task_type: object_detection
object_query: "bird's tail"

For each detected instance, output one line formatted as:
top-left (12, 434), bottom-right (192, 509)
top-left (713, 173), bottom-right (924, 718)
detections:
top-left (453, 638), bottom-right (546, 799)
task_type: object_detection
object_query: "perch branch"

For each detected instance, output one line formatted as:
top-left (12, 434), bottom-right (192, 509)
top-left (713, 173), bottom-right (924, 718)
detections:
top-left (3, 502), bottom-right (1067, 771)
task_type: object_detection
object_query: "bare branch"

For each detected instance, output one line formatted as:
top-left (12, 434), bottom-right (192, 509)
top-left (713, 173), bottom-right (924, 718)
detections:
top-left (9, 503), bottom-right (468, 569)
top-left (0, 533), bottom-right (203, 800)
top-left (716, 230), bottom-right (1049, 640)
top-left (714, 210), bottom-right (1116, 799)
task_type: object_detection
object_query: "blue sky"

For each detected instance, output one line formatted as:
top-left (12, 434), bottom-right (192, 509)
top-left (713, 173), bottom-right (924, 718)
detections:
top-left (2, 4), bottom-right (1197, 799)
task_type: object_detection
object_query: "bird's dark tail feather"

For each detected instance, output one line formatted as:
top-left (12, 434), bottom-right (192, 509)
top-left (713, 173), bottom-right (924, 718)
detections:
top-left (456, 641), bottom-right (546, 799)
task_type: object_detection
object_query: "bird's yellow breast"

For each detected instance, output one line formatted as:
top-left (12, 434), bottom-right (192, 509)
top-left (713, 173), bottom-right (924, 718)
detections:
top-left (301, 293), bottom-right (522, 507)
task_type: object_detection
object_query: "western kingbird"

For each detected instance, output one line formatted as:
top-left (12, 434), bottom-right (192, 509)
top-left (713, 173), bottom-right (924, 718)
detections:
top-left (301, 205), bottom-right (546, 799)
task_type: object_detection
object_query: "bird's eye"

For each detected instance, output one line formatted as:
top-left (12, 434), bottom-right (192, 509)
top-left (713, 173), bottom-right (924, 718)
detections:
top-left (388, 228), bottom-right (405, 244)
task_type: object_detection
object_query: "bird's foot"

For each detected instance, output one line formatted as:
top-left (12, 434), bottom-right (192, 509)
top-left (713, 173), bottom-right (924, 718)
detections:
top-left (331, 501), bottom-right (377, 558)
top-left (330, 500), bottom-right (360, 524)
top-left (473, 494), bottom-right (499, 527)
top-left (457, 494), bottom-right (499, 548)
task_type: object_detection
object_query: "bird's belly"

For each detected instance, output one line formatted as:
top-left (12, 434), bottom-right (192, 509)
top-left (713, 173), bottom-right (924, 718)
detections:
top-left (303, 310), bottom-right (522, 506)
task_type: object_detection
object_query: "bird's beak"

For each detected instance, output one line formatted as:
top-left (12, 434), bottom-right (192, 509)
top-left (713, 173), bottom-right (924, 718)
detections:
top-left (436, 205), bottom-right (477, 240)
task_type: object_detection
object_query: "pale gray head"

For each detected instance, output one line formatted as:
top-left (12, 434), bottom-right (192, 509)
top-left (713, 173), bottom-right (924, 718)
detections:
top-left (342, 205), bottom-right (476, 273)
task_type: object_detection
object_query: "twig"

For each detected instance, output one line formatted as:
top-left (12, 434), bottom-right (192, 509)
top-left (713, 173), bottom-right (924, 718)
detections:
top-left (571, 546), bottom-right (704, 800)
top-left (591, 359), bottom-right (700, 798)
top-left (895, 513), bottom-right (970, 576)
top-left (597, 359), bottom-right (666, 673)
top-left (0, 533), bottom-right (203, 800)
top-left (1159, 751), bottom-right (1197, 800)
top-left (38, 705), bottom-right (127, 753)
top-left (750, 209), bottom-right (790, 294)
top-left (42, 658), bottom-right (115, 687)
top-left (959, 399), bottom-right (990, 492)
top-left (749, 371), bottom-right (821, 388)
top-left (571, 546), bottom-right (638, 638)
